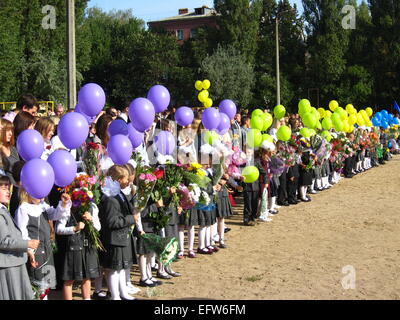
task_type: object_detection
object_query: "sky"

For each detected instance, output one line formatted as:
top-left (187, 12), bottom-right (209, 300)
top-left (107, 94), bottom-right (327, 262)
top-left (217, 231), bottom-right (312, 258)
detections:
top-left (87, 0), bottom-right (305, 23)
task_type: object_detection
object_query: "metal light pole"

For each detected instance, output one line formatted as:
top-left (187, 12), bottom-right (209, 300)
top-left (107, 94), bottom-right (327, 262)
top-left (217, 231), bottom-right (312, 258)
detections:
top-left (275, 9), bottom-right (293, 107)
top-left (67, 0), bottom-right (76, 109)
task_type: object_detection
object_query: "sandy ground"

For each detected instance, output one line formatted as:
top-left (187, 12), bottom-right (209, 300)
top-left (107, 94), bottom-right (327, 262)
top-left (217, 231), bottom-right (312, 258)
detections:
top-left (52, 155), bottom-right (400, 300)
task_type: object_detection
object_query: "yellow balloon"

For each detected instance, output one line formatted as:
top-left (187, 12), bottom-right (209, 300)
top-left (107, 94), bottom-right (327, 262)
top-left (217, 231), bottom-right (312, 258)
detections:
top-left (345, 104), bottom-right (354, 114)
top-left (343, 120), bottom-right (350, 133)
top-left (366, 120), bottom-right (373, 127)
top-left (349, 114), bottom-right (357, 125)
top-left (329, 100), bottom-right (339, 112)
top-left (366, 107), bottom-right (373, 117)
top-left (204, 98), bottom-right (213, 108)
top-left (324, 110), bottom-right (332, 118)
top-left (198, 90), bottom-right (209, 103)
top-left (202, 79), bottom-right (211, 90)
top-left (318, 108), bottom-right (325, 119)
top-left (195, 80), bottom-right (203, 91)
top-left (349, 106), bottom-right (357, 115)
top-left (340, 110), bottom-right (349, 120)
top-left (356, 113), bottom-right (365, 126)
top-left (348, 124), bottom-right (355, 133)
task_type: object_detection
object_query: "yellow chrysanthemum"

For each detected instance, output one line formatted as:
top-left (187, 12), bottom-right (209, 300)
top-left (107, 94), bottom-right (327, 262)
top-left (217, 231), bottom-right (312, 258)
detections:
top-left (190, 163), bottom-right (202, 170)
top-left (196, 169), bottom-right (206, 177)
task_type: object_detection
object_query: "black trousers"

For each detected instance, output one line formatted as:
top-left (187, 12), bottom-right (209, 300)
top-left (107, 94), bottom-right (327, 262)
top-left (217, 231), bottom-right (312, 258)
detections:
top-left (278, 171), bottom-right (288, 203)
top-left (287, 178), bottom-right (298, 203)
top-left (243, 191), bottom-right (259, 222)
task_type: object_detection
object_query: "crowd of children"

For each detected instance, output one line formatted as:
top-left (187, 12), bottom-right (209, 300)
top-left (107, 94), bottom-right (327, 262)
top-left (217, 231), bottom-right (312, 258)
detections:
top-left (0, 95), bottom-right (399, 300)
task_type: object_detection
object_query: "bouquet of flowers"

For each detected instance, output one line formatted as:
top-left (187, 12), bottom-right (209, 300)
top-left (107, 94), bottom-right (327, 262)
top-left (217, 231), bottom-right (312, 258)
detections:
top-left (177, 184), bottom-right (197, 210)
top-left (184, 163), bottom-right (211, 189)
top-left (135, 167), bottom-right (159, 213)
top-left (277, 141), bottom-right (298, 168)
top-left (141, 233), bottom-right (178, 266)
top-left (226, 146), bottom-right (247, 179)
top-left (83, 142), bottom-right (102, 177)
top-left (64, 174), bottom-right (105, 251)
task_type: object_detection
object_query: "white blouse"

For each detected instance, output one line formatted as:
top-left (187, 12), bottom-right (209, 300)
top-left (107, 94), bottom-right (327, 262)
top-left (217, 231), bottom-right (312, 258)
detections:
top-left (56, 203), bottom-right (101, 235)
top-left (15, 201), bottom-right (72, 240)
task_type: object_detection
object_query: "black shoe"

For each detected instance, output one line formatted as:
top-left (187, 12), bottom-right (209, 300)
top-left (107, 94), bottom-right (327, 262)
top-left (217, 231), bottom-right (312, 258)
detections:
top-left (92, 291), bottom-right (110, 300)
top-left (270, 209), bottom-right (279, 215)
top-left (224, 228), bottom-right (231, 233)
top-left (157, 273), bottom-right (173, 280)
top-left (280, 201), bottom-right (290, 206)
top-left (150, 278), bottom-right (163, 286)
top-left (139, 279), bottom-right (157, 287)
top-left (288, 200), bottom-right (298, 205)
top-left (300, 198), bottom-right (311, 202)
top-left (345, 174), bottom-right (354, 178)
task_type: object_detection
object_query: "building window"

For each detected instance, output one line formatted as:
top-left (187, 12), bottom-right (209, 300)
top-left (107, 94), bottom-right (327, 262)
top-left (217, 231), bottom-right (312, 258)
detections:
top-left (190, 29), bottom-right (198, 39)
top-left (176, 29), bottom-right (184, 40)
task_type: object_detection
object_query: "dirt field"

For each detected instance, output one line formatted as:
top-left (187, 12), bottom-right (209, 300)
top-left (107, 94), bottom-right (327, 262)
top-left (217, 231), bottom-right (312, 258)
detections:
top-left (52, 156), bottom-right (400, 300)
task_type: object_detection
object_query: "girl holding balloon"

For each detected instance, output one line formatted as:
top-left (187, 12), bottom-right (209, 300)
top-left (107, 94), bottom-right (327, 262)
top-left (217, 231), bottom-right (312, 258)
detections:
top-left (15, 189), bottom-right (72, 300)
top-left (34, 117), bottom-right (56, 161)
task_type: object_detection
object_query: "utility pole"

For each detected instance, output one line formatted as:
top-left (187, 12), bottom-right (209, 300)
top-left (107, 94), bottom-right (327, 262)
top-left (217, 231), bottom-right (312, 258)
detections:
top-left (276, 17), bottom-right (281, 106)
top-left (67, 0), bottom-right (76, 109)
top-left (275, 9), bottom-right (293, 107)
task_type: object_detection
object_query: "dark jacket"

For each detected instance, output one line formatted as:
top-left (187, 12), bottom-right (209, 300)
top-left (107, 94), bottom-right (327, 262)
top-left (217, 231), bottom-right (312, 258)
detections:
top-left (99, 194), bottom-right (135, 247)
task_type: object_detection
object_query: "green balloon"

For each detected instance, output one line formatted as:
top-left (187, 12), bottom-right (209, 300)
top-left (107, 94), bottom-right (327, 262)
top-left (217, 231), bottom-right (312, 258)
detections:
top-left (334, 119), bottom-right (344, 132)
top-left (322, 118), bottom-right (333, 130)
top-left (302, 112), bottom-right (317, 129)
top-left (274, 105), bottom-right (286, 119)
top-left (262, 133), bottom-right (274, 143)
top-left (251, 109), bottom-right (264, 118)
top-left (300, 127), bottom-right (311, 138)
top-left (298, 99), bottom-right (311, 115)
top-left (277, 125), bottom-right (291, 142)
top-left (204, 130), bottom-right (220, 145)
top-left (261, 113), bottom-right (273, 131)
top-left (247, 129), bottom-right (262, 148)
top-left (321, 130), bottom-right (332, 142)
top-left (316, 121), bottom-right (322, 130)
top-left (250, 116), bottom-right (264, 131)
top-left (331, 113), bottom-right (341, 123)
top-left (309, 129), bottom-right (316, 136)
top-left (242, 166), bottom-right (260, 183)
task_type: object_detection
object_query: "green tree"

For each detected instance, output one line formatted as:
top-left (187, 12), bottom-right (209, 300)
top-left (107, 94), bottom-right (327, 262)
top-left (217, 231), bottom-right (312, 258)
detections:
top-left (200, 45), bottom-right (255, 108)
top-left (368, 0), bottom-right (400, 107)
top-left (214, 0), bottom-right (262, 64)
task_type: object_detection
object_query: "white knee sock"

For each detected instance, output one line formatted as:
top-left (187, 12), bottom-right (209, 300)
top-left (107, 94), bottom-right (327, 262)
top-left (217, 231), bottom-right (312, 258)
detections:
top-left (205, 226), bottom-right (211, 247)
top-left (94, 274), bottom-right (104, 293)
top-left (198, 226), bottom-right (206, 249)
top-left (311, 179), bottom-right (315, 191)
top-left (146, 253), bottom-right (154, 280)
top-left (188, 226), bottom-right (195, 251)
top-left (125, 268), bottom-right (131, 285)
top-left (108, 270), bottom-right (121, 300)
top-left (138, 255), bottom-right (147, 281)
top-left (268, 197), bottom-right (276, 210)
top-left (211, 222), bottom-right (218, 244)
top-left (217, 218), bottom-right (225, 244)
top-left (178, 226), bottom-right (185, 253)
top-left (119, 270), bottom-right (134, 300)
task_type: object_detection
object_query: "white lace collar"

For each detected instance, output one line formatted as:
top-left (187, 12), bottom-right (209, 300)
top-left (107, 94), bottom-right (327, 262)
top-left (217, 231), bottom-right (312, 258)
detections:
top-left (19, 202), bottom-right (49, 217)
top-left (101, 176), bottom-right (121, 197)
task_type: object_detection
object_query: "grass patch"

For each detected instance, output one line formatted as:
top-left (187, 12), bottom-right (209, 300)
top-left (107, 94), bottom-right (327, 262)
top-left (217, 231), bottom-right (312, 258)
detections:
top-left (245, 275), bottom-right (263, 282)
top-left (146, 287), bottom-right (164, 298)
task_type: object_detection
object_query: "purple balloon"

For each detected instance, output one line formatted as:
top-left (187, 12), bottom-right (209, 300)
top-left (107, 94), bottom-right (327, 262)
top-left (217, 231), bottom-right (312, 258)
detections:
top-left (17, 129), bottom-right (44, 161)
top-left (107, 134), bottom-right (133, 165)
top-left (147, 85), bottom-right (170, 113)
top-left (175, 107), bottom-right (194, 127)
top-left (78, 83), bottom-right (106, 117)
top-left (21, 159), bottom-right (55, 199)
top-left (47, 150), bottom-right (77, 187)
top-left (155, 131), bottom-right (176, 155)
top-left (219, 99), bottom-right (237, 120)
top-left (58, 112), bottom-right (89, 150)
top-left (202, 107), bottom-right (221, 130)
top-left (127, 123), bottom-right (144, 149)
top-left (108, 119), bottom-right (129, 136)
top-left (75, 104), bottom-right (96, 124)
top-left (129, 98), bottom-right (156, 133)
top-left (217, 113), bottom-right (231, 135)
